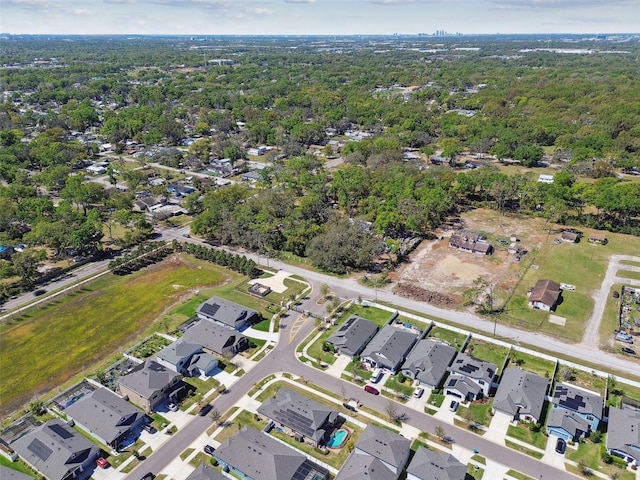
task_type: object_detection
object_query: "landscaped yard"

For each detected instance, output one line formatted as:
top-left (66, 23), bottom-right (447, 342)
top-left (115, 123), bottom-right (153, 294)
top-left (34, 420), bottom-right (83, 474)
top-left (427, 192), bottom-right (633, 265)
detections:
top-left (506, 350), bottom-right (556, 379)
top-left (427, 327), bottom-right (467, 349)
top-left (566, 439), bottom-right (635, 480)
top-left (460, 401), bottom-right (493, 426)
top-left (0, 253), bottom-right (254, 417)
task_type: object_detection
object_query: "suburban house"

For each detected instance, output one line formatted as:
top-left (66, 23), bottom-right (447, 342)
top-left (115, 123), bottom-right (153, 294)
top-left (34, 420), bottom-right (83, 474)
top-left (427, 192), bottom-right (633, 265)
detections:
top-left (528, 279), bottom-right (562, 311)
top-left (361, 325), bottom-right (418, 373)
top-left (445, 352), bottom-right (497, 401)
top-left (181, 319), bottom-right (249, 357)
top-left (196, 297), bottom-right (259, 331)
top-left (116, 360), bottom-right (183, 413)
top-left (133, 196), bottom-right (163, 212)
top-left (11, 419), bottom-right (101, 480)
top-left (401, 338), bottom-right (457, 389)
top-left (352, 424), bottom-right (411, 475)
top-left (241, 171), bottom-right (262, 182)
top-left (546, 383), bottom-right (603, 441)
top-left (327, 315), bottom-right (378, 358)
top-left (155, 339), bottom-right (206, 375)
top-left (406, 446), bottom-right (467, 480)
top-left (492, 368), bottom-right (548, 423)
top-left (335, 452), bottom-right (399, 480)
top-left (588, 233), bottom-right (608, 245)
top-left (561, 231), bottom-right (580, 243)
top-left (257, 387), bottom-right (340, 447)
top-left (64, 387), bottom-right (146, 451)
top-left (606, 406), bottom-right (640, 466)
top-left (185, 463), bottom-right (227, 480)
top-left (214, 426), bottom-right (329, 480)
top-left (449, 230), bottom-right (493, 255)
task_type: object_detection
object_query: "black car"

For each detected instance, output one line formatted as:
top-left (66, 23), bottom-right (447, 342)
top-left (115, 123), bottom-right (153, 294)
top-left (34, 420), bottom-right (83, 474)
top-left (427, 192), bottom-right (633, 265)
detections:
top-left (33, 289), bottom-right (47, 297)
top-left (555, 437), bottom-right (566, 454)
top-left (140, 473), bottom-right (155, 480)
top-left (198, 404), bottom-right (213, 416)
top-left (142, 423), bottom-right (156, 434)
top-left (204, 444), bottom-right (215, 455)
top-left (622, 347), bottom-right (636, 355)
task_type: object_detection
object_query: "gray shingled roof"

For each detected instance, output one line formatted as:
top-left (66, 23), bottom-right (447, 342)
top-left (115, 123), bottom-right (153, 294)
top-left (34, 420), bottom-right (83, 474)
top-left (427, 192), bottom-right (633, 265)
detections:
top-left (185, 463), bottom-right (227, 480)
top-left (0, 464), bottom-right (35, 480)
top-left (12, 419), bottom-right (100, 480)
top-left (406, 446), bottom-right (467, 480)
top-left (196, 296), bottom-right (258, 330)
top-left (606, 406), bottom-right (640, 463)
top-left (215, 427), bottom-right (329, 480)
top-left (182, 319), bottom-right (247, 355)
top-left (361, 325), bottom-right (418, 371)
top-left (156, 339), bottom-right (202, 368)
top-left (547, 408), bottom-right (589, 437)
top-left (552, 383), bottom-right (603, 417)
top-left (117, 360), bottom-right (181, 400)
top-left (65, 387), bottom-right (145, 446)
top-left (327, 316), bottom-right (378, 357)
top-left (355, 425), bottom-right (410, 472)
top-left (493, 368), bottom-right (548, 420)
top-left (402, 339), bottom-right (457, 387)
top-left (445, 374), bottom-right (482, 399)
top-left (448, 352), bottom-right (496, 384)
top-left (334, 453), bottom-right (398, 480)
top-left (257, 387), bottom-right (338, 444)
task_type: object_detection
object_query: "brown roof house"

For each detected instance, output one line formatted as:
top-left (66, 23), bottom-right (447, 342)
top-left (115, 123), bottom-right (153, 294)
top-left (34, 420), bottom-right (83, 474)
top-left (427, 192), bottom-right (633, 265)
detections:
top-left (449, 230), bottom-right (493, 255)
top-left (528, 280), bottom-right (562, 311)
top-left (561, 231), bottom-right (580, 243)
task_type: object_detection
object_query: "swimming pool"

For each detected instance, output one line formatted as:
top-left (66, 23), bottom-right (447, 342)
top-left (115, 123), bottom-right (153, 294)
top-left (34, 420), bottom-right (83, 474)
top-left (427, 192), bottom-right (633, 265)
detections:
top-left (326, 428), bottom-right (349, 448)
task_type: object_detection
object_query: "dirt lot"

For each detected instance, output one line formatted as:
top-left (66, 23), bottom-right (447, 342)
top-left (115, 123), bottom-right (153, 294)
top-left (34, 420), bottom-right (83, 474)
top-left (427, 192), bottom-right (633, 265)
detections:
top-left (393, 208), bottom-right (549, 307)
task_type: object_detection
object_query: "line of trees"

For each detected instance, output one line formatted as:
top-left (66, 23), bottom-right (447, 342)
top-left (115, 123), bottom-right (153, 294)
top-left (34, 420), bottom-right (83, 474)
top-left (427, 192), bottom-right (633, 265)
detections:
top-left (180, 242), bottom-right (260, 278)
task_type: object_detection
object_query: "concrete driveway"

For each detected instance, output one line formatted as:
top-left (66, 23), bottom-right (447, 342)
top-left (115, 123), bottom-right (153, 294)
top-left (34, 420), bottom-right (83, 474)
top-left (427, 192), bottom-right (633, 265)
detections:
top-left (484, 411), bottom-right (512, 443)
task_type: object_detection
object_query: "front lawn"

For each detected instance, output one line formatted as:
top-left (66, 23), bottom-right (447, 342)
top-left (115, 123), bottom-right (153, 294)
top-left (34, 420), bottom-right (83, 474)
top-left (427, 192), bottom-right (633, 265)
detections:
top-left (506, 424), bottom-right (548, 450)
top-left (566, 440), bottom-right (634, 479)
top-left (384, 373), bottom-right (414, 396)
top-left (461, 401), bottom-right (493, 426)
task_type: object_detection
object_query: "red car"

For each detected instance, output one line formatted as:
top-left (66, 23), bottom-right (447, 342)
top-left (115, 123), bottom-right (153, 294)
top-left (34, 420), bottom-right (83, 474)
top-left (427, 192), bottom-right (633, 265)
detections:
top-left (96, 457), bottom-right (109, 469)
top-left (364, 385), bottom-right (380, 395)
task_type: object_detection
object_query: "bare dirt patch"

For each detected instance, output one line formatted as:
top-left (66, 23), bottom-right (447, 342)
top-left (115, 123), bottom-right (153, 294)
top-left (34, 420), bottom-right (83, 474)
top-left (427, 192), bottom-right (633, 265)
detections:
top-left (393, 208), bottom-right (549, 307)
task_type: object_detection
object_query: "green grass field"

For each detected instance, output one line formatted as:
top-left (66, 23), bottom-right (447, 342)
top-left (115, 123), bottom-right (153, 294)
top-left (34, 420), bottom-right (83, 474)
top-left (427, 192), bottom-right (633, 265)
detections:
top-left (617, 270), bottom-right (640, 281)
top-left (427, 327), bottom-right (468, 349)
top-left (466, 339), bottom-right (509, 372)
top-left (0, 254), bottom-right (252, 416)
top-left (506, 351), bottom-right (556, 379)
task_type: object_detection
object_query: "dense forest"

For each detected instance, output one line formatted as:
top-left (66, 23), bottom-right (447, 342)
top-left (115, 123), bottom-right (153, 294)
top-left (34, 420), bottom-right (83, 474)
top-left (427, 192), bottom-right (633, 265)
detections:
top-left (1, 34), bottom-right (639, 289)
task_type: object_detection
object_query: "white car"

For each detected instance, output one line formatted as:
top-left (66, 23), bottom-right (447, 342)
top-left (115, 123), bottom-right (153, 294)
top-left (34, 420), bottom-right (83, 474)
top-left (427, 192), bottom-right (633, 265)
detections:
top-left (371, 368), bottom-right (384, 383)
top-left (413, 387), bottom-right (424, 398)
top-left (167, 402), bottom-right (178, 412)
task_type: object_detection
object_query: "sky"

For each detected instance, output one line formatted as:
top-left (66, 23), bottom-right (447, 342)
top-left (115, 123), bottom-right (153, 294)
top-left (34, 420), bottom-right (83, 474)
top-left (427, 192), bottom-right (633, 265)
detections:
top-left (1, 0), bottom-right (639, 36)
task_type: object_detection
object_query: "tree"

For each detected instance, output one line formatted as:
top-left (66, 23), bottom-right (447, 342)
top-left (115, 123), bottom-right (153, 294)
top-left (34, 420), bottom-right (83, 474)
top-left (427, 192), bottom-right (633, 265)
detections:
top-left (320, 283), bottom-right (330, 299)
top-left (435, 425), bottom-right (446, 441)
top-left (385, 400), bottom-right (399, 422)
top-left (209, 407), bottom-right (222, 425)
top-left (12, 251), bottom-right (40, 286)
top-left (29, 400), bottom-right (45, 416)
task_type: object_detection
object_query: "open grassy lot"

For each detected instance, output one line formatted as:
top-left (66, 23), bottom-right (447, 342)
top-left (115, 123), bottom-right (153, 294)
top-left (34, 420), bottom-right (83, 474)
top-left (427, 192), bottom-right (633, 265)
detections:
top-left (466, 339), bottom-right (509, 372)
top-left (599, 282), bottom-right (628, 352)
top-left (506, 350), bottom-right (556, 379)
top-left (618, 270), bottom-right (640, 281)
top-left (0, 254), bottom-right (257, 417)
top-left (499, 220), bottom-right (640, 342)
top-left (556, 366), bottom-right (608, 396)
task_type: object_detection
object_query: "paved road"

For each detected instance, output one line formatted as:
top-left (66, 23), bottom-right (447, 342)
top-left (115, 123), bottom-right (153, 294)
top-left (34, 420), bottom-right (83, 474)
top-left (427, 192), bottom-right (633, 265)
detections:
top-left (127, 297), bottom-right (579, 480)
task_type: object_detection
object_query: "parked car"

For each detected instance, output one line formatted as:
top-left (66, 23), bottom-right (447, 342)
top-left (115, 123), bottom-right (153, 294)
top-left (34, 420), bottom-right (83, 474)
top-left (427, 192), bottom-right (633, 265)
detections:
top-left (198, 404), bottom-right (213, 416)
top-left (622, 347), bottom-right (636, 355)
top-left (371, 368), bottom-right (383, 383)
top-left (555, 437), bottom-right (566, 454)
top-left (413, 387), bottom-right (424, 399)
top-left (364, 385), bottom-right (380, 395)
top-left (167, 402), bottom-right (178, 412)
top-left (614, 331), bottom-right (633, 344)
top-left (449, 400), bottom-right (459, 412)
top-left (33, 289), bottom-right (47, 297)
top-left (140, 473), bottom-right (155, 480)
top-left (96, 457), bottom-right (109, 469)
top-left (142, 423), bottom-right (156, 434)
top-left (204, 444), bottom-right (216, 455)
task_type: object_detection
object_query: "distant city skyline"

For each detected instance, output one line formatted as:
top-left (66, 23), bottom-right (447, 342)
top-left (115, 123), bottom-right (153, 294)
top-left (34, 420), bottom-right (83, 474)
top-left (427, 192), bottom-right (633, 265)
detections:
top-left (2, 0), bottom-right (639, 36)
